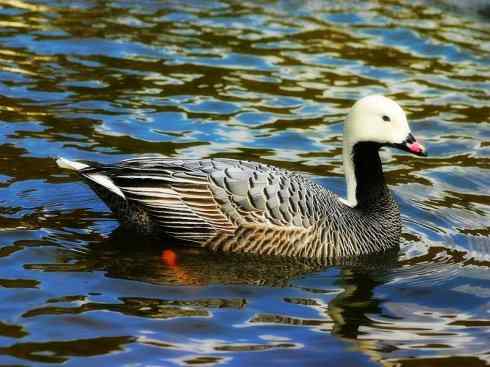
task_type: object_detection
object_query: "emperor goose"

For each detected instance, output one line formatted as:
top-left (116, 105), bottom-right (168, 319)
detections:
top-left (57, 95), bottom-right (426, 258)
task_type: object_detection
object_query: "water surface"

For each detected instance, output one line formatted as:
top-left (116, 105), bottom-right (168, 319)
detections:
top-left (0, 0), bottom-right (489, 366)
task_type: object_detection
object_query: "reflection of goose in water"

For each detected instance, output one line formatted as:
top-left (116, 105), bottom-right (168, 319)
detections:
top-left (325, 243), bottom-right (490, 366)
top-left (59, 228), bottom-right (400, 287)
top-left (57, 95), bottom-right (426, 258)
top-left (36, 229), bottom-right (489, 365)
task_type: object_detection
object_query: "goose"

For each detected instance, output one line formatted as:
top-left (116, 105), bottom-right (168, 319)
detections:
top-left (57, 95), bottom-right (426, 258)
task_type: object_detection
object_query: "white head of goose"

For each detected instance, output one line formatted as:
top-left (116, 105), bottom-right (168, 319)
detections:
top-left (57, 95), bottom-right (426, 258)
top-left (342, 95), bottom-right (426, 208)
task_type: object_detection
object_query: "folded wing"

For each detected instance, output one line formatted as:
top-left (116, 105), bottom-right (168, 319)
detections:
top-left (77, 157), bottom-right (332, 243)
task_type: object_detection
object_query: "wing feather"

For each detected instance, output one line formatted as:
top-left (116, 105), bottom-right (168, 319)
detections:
top-left (103, 161), bottom-right (236, 242)
top-left (81, 157), bottom-right (333, 243)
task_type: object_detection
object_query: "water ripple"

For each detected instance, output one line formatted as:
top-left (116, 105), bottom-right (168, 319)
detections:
top-left (0, 0), bottom-right (488, 366)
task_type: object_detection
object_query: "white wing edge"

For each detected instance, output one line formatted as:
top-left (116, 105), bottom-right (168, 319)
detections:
top-left (56, 157), bottom-right (89, 171)
top-left (57, 157), bottom-right (126, 199)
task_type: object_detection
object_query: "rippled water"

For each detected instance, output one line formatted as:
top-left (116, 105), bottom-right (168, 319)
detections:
top-left (0, 0), bottom-right (489, 366)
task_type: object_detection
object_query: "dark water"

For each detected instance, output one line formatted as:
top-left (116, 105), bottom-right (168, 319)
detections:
top-left (0, 0), bottom-right (489, 366)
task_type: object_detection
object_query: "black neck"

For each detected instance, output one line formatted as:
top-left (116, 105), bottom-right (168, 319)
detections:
top-left (352, 142), bottom-right (390, 210)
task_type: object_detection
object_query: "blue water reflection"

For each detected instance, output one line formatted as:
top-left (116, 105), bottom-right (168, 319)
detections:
top-left (0, 0), bottom-right (488, 366)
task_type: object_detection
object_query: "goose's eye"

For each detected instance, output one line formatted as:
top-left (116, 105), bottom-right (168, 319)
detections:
top-left (382, 115), bottom-right (391, 122)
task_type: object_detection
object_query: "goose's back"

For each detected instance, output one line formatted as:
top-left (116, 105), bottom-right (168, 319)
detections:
top-left (81, 157), bottom-right (344, 251)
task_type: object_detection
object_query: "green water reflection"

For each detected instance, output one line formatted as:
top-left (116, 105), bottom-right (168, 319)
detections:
top-left (0, 0), bottom-right (488, 366)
